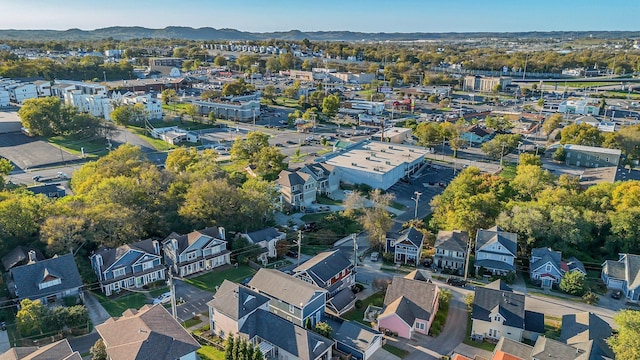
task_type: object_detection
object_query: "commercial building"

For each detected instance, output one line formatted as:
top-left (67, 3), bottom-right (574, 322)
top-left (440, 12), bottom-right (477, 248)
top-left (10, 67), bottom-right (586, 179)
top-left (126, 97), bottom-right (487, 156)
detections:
top-left (558, 98), bottom-right (600, 115)
top-left (563, 144), bottom-right (621, 168)
top-left (194, 93), bottom-right (261, 122)
top-left (325, 141), bottom-right (428, 190)
top-left (463, 76), bottom-right (512, 92)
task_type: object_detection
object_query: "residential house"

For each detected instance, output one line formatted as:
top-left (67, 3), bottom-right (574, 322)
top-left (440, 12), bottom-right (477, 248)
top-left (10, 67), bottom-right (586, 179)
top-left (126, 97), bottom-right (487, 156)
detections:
top-left (9, 253), bottom-right (83, 305)
top-left (333, 320), bottom-right (383, 360)
top-left (0, 338), bottom-right (81, 360)
top-left (96, 304), bottom-right (200, 360)
top-left (162, 226), bottom-right (230, 277)
top-left (33, 80), bottom-right (52, 98)
top-left (560, 312), bottom-right (614, 360)
top-left (299, 163), bottom-right (340, 198)
top-left (601, 253), bottom-right (640, 302)
top-left (7, 83), bottom-right (37, 104)
top-left (492, 332), bottom-right (614, 360)
top-left (563, 144), bottom-right (621, 168)
top-left (242, 227), bottom-right (286, 263)
top-left (1, 247), bottom-right (44, 272)
top-left (90, 239), bottom-right (165, 296)
top-left (376, 275), bottom-right (439, 339)
top-left (207, 280), bottom-right (334, 360)
top-left (293, 250), bottom-right (356, 315)
top-left (471, 280), bottom-right (544, 342)
top-left (475, 226), bottom-right (517, 276)
top-left (386, 227), bottom-right (424, 266)
top-left (247, 268), bottom-right (327, 327)
top-left (26, 183), bottom-right (66, 198)
top-left (529, 247), bottom-right (586, 289)
top-left (434, 230), bottom-right (469, 274)
top-left (492, 337), bottom-right (533, 360)
top-left (461, 125), bottom-right (493, 145)
top-left (276, 170), bottom-right (317, 210)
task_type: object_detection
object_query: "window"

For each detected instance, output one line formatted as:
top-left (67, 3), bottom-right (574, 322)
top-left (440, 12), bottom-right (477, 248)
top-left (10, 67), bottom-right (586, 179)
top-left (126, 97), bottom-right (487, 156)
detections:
top-left (545, 264), bottom-right (551, 272)
top-left (497, 245), bottom-right (501, 250)
top-left (577, 154), bottom-right (581, 159)
top-left (113, 268), bottom-right (126, 277)
top-left (415, 322), bottom-right (425, 330)
top-left (606, 157), bottom-right (610, 163)
top-left (289, 304), bottom-right (295, 313)
top-left (186, 251), bottom-right (197, 260)
top-left (142, 261), bottom-right (153, 271)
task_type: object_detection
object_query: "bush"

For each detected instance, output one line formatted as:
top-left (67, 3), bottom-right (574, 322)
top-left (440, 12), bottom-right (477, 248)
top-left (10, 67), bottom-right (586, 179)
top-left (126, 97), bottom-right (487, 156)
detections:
top-left (582, 291), bottom-right (599, 305)
top-left (560, 271), bottom-right (586, 296)
top-left (355, 300), bottom-right (363, 309)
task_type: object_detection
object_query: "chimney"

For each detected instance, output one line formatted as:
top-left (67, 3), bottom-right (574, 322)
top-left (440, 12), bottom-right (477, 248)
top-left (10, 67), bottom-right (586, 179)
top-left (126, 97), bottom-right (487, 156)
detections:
top-left (27, 250), bottom-right (38, 263)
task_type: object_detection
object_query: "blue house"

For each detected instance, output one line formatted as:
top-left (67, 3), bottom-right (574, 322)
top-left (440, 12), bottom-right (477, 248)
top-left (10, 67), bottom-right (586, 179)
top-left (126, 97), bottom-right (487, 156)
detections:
top-left (91, 239), bottom-right (165, 296)
top-left (460, 125), bottom-right (493, 145)
top-left (530, 247), bottom-right (586, 289)
top-left (602, 253), bottom-right (640, 302)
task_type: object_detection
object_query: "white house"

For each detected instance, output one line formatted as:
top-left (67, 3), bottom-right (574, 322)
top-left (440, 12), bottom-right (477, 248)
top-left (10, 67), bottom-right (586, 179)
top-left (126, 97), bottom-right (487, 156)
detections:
top-left (0, 89), bottom-right (9, 107)
top-left (7, 83), bottom-right (38, 104)
top-left (474, 226), bottom-right (517, 276)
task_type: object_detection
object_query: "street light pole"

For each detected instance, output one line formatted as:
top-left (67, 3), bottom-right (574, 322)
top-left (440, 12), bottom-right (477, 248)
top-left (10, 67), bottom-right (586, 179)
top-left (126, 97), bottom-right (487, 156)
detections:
top-left (500, 143), bottom-right (506, 166)
top-left (411, 191), bottom-right (422, 220)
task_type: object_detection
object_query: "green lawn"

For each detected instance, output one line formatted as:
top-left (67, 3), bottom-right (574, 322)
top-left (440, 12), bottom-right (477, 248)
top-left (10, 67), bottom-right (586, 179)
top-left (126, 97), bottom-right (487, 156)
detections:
top-left (197, 346), bottom-right (225, 360)
top-left (300, 213), bottom-right (332, 222)
top-left (182, 317), bottom-right (203, 329)
top-left (300, 244), bottom-right (331, 256)
top-left (148, 286), bottom-right (170, 298)
top-left (47, 135), bottom-right (108, 157)
top-left (162, 103), bottom-right (192, 112)
top-left (382, 344), bottom-right (409, 359)
top-left (183, 265), bottom-right (257, 292)
top-left (390, 201), bottom-right (407, 211)
top-left (317, 148), bottom-right (332, 155)
top-left (126, 126), bottom-right (176, 151)
top-left (429, 299), bottom-right (450, 336)
top-left (93, 291), bottom-right (148, 317)
top-left (274, 97), bottom-right (301, 108)
top-left (560, 82), bottom-right (617, 88)
top-left (289, 153), bottom-right (308, 163)
top-left (316, 195), bottom-right (342, 205)
top-left (341, 292), bottom-right (384, 325)
top-left (499, 163), bottom-right (517, 180)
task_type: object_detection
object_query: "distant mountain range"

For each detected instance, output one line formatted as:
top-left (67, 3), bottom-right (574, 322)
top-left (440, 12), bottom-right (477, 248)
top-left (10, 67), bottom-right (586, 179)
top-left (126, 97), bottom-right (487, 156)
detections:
top-left (0, 27), bottom-right (638, 42)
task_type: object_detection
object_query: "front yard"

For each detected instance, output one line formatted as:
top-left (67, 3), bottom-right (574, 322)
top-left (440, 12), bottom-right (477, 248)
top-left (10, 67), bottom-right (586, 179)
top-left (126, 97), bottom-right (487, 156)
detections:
top-left (342, 292), bottom-right (384, 326)
top-left (93, 291), bottom-right (148, 317)
top-left (183, 265), bottom-right (257, 292)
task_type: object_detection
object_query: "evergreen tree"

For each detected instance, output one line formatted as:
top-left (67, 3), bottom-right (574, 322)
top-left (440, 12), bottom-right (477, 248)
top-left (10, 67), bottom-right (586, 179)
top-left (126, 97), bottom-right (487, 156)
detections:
top-left (225, 335), bottom-right (235, 360)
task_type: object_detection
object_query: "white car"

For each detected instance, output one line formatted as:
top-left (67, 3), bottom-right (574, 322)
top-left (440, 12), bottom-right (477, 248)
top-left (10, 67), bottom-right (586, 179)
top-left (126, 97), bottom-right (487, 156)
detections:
top-left (153, 292), bottom-right (172, 305)
top-left (343, 190), bottom-right (353, 195)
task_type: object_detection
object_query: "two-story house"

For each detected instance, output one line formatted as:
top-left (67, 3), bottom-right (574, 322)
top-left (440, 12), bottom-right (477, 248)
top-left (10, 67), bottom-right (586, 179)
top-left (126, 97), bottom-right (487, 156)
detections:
top-left (9, 253), bottom-right (83, 305)
top-left (386, 227), bottom-right (424, 266)
top-left (529, 247), bottom-right (586, 289)
top-left (471, 280), bottom-right (544, 342)
top-left (474, 226), bottom-right (517, 276)
top-left (248, 268), bottom-right (328, 327)
top-left (207, 280), bottom-right (334, 360)
top-left (299, 163), bottom-right (340, 198)
top-left (377, 275), bottom-right (439, 339)
top-left (293, 250), bottom-right (356, 315)
top-left (434, 230), bottom-right (469, 274)
top-left (162, 227), bottom-right (230, 277)
top-left (91, 239), bottom-right (165, 296)
top-left (242, 227), bottom-right (286, 263)
top-left (277, 170), bottom-right (317, 210)
top-left (602, 253), bottom-right (640, 302)
top-left (96, 304), bottom-right (200, 360)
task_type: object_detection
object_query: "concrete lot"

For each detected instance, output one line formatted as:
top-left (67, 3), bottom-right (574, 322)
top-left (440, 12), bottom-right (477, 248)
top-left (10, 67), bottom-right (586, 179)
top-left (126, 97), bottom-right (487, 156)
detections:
top-left (0, 133), bottom-right (81, 170)
top-left (0, 109), bottom-right (22, 134)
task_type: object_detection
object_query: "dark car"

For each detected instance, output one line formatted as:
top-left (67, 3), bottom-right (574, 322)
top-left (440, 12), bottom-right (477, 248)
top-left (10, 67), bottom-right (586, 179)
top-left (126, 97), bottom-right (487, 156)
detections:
top-left (286, 250), bottom-right (299, 258)
top-left (611, 290), bottom-right (623, 299)
top-left (446, 277), bottom-right (467, 287)
top-left (286, 140), bottom-right (297, 145)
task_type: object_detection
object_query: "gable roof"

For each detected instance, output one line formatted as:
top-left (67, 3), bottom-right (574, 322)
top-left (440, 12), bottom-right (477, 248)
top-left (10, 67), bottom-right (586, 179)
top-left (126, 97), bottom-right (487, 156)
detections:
top-left (244, 227), bottom-right (284, 244)
top-left (277, 170), bottom-right (314, 190)
top-left (472, 284), bottom-right (525, 329)
top-left (476, 226), bottom-right (517, 256)
top-left (96, 304), bottom-right (200, 360)
top-left (239, 309), bottom-right (333, 360)
top-left (206, 280), bottom-right (269, 321)
top-left (0, 339), bottom-right (81, 360)
top-left (300, 163), bottom-right (335, 181)
top-left (404, 269), bottom-right (432, 282)
top-left (394, 227), bottom-right (424, 248)
top-left (435, 230), bottom-right (469, 252)
top-left (162, 226), bottom-right (224, 254)
top-left (327, 287), bottom-right (357, 315)
top-left (1, 246), bottom-right (45, 272)
top-left (248, 268), bottom-right (326, 307)
top-left (333, 320), bottom-right (381, 354)
top-left (561, 312), bottom-right (614, 360)
top-left (566, 257), bottom-right (586, 274)
top-left (603, 253), bottom-right (640, 290)
top-left (530, 247), bottom-right (562, 273)
top-left (524, 310), bottom-right (545, 334)
top-left (382, 276), bottom-right (438, 325)
top-left (531, 337), bottom-right (585, 360)
top-left (93, 238), bottom-right (159, 272)
top-left (293, 250), bottom-right (352, 285)
top-left (465, 125), bottom-right (491, 137)
top-left (493, 337), bottom-right (533, 360)
top-left (9, 253), bottom-right (83, 300)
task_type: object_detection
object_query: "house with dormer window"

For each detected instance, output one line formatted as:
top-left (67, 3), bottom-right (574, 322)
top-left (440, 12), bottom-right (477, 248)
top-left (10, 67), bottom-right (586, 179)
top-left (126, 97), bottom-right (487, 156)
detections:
top-left (299, 163), bottom-right (340, 197)
top-left (91, 239), bottom-right (165, 296)
top-left (434, 230), bottom-right (469, 274)
top-left (9, 253), bottom-right (83, 304)
top-left (276, 170), bottom-right (318, 210)
top-left (386, 227), bottom-right (424, 266)
top-left (474, 226), bottom-right (517, 276)
top-left (163, 227), bottom-right (230, 277)
top-left (529, 247), bottom-right (586, 289)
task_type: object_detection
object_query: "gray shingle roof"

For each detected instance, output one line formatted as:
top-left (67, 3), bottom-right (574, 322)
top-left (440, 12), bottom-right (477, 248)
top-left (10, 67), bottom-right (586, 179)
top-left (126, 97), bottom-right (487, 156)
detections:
top-left (206, 280), bottom-right (269, 321)
top-left (493, 337), bottom-right (533, 359)
top-left (524, 310), bottom-right (545, 334)
top-left (9, 253), bottom-right (83, 300)
top-left (277, 170), bottom-right (305, 189)
top-left (603, 253), bottom-right (640, 290)
top-left (602, 260), bottom-right (625, 280)
top-left (532, 337), bottom-right (585, 360)
top-left (239, 309), bottom-right (333, 360)
top-left (327, 287), bottom-right (356, 314)
top-left (0, 338), bottom-right (81, 360)
top-left (561, 312), bottom-right (614, 360)
top-left (472, 283), bottom-right (525, 329)
top-left (245, 227), bottom-right (283, 243)
top-left (1, 246), bottom-right (45, 272)
top-left (530, 247), bottom-right (562, 273)
top-left (474, 259), bottom-right (515, 272)
top-left (404, 269), bottom-right (432, 282)
top-left (293, 250), bottom-right (352, 285)
top-left (96, 304), bottom-right (200, 360)
top-left (93, 238), bottom-right (159, 272)
top-left (476, 226), bottom-right (517, 256)
top-left (162, 226), bottom-right (224, 254)
top-left (248, 268), bottom-right (326, 308)
top-left (395, 227), bottom-right (424, 248)
top-left (566, 257), bottom-right (586, 274)
top-left (333, 320), bottom-right (381, 355)
top-left (435, 230), bottom-right (469, 253)
top-left (382, 276), bottom-right (438, 326)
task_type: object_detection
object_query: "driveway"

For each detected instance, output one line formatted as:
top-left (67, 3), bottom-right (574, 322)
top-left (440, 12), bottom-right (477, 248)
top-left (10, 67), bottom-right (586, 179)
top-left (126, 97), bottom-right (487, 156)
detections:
top-left (174, 279), bottom-right (215, 322)
top-left (0, 330), bottom-right (9, 354)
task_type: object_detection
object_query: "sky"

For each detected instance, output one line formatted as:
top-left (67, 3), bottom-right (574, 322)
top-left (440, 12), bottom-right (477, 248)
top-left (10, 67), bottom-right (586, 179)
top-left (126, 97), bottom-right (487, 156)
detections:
top-left (1, 0), bottom-right (639, 33)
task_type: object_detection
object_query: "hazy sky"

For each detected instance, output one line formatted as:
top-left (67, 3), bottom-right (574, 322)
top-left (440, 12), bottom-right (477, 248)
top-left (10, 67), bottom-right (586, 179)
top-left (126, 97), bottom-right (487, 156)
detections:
top-left (1, 0), bottom-right (638, 33)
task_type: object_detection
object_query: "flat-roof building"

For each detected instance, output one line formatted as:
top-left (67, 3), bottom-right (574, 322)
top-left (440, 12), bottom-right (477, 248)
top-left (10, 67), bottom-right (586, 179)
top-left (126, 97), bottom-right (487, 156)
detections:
top-left (325, 141), bottom-right (428, 190)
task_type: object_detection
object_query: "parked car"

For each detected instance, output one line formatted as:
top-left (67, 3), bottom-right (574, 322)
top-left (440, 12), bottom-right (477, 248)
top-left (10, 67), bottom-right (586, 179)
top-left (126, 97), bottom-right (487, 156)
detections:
top-left (343, 190), bottom-right (353, 195)
top-left (286, 250), bottom-right (299, 258)
top-left (153, 292), bottom-right (172, 305)
top-left (317, 205), bottom-right (330, 212)
top-left (611, 290), bottom-right (623, 299)
top-left (446, 277), bottom-right (466, 287)
top-left (286, 140), bottom-right (297, 145)
top-left (370, 252), bottom-right (379, 262)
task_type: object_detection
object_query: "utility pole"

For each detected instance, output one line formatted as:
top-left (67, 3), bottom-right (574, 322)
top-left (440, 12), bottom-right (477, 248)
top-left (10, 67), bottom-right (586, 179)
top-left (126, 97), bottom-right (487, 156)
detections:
top-left (411, 191), bottom-right (422, 220)
top-left (297, 230), bottom-right (302, 267)
top-left (500, 143), bottom-right (506, 166)
top-left (352, 233), bottom-right (358, 268)
top-left (253, 108), bottom-right (256, 128)
top-left (168, 271), bottom-right (177, 319)
top-left (463, 235), bottom-right (472, 282)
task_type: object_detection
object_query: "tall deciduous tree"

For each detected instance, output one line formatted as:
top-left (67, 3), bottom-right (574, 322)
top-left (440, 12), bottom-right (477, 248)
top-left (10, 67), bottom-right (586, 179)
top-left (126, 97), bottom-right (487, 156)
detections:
top-left (16, 299), bottom-right (47, 336)
top-left (322, 94), bottom-right (340, 117)
top-left (560, 123), bottom-right (603, 146)
top-left (161, 89), bottom-right (177, 105)
top-left (608, 309), bottom-right (640, 360)
top-left (358, 189), bottom-right (394, 250)
top-left (40, 215), bottom-right (86, 255)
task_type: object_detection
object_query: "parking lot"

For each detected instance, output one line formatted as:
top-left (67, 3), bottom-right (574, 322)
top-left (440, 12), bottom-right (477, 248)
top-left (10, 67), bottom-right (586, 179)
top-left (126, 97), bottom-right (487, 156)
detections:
top-left (0, 132), bottom-right (81, 170)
